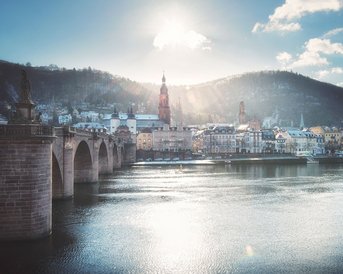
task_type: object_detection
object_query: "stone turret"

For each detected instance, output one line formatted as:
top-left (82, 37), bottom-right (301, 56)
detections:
top-left (0, 71), bottom-right (55, 241)
top-left (127, 106), bottom-right (136, 134)
top-left (11, 70), bottom-right (39, 124)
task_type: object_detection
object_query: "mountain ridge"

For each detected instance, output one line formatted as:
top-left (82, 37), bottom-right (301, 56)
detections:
top-left (1, 60), bottom-right (342, 127)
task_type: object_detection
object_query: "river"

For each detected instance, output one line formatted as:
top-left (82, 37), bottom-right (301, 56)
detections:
top-left (1, 164), bottom-right (343, 273)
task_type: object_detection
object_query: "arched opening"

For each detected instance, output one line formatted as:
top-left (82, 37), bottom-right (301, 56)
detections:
top-left (52, 152), bottom-right (63, 198)
top-left (98, 142), bottom-right (109, 175)
top-left (113, 143), bottom-right (119, 169)
top-left (74, 141), bottom-right (93, 183)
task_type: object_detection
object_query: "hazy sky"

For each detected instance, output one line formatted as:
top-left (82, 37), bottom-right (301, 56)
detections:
top-left (1, 0), bottom-right (342, 85)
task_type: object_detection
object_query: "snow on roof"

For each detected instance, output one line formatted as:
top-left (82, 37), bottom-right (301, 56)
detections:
top-left (287, 130), bottom-right (306, 138)
top-left (103, 113), bottom-right (160, 121)
top-left (73, 122), bottom-right (106, 129)
top-left (135, 114), bottom-right (159, 120)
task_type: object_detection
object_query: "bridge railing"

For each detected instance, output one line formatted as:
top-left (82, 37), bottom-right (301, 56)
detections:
top-left (0, 124), bottom-right (54, 138)
top-left (54, 126), bottom-right (112, 139)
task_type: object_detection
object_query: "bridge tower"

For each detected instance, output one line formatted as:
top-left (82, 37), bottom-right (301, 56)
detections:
top-left (0, 70), bottom-right (55, 240)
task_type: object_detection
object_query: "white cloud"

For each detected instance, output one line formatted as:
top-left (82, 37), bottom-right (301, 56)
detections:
top-left (316, 67), bottom-right (343, 79)
top-left (252, 21), bottom-right (300, 33)
top-left (292, 51), bottom-right (329, 67)
top-left (316, 70), bottom-right (330, 79)
top-left (153, 26), bottom-right (211, 51)
top-left (182, 30), bottom-right (211, 50)
top-left (323, 27), bottom-right (343, 38)
top-left (306, 38), bottom-right (343, 55)
top-left (276, 51), bottom-right (293, 66)
top-left (290, 38), bottom-right (343, 68)
top-left (252, 0), bottom-right (342, 33)
top-left (332, 67), bottom-right (343, 73)
top-left (337, 82), bottom-right (343, 87)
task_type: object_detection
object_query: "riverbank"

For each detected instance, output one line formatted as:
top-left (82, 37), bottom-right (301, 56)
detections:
top-left (132, 156), bottom-right (307, 166)
top-left (132, 155), bottom-right (343, 166)
top-left (216, 156), bottom-right (307, 165)
top-left (132, 160), bottom-right (216, 166)
top-left (315, 156), bottom-right (343, 164)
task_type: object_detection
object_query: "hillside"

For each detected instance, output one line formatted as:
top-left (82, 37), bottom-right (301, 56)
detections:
top-left (1, 60), bottom-right (342, 126)
top-left (0, 60), bottom-right (156, 114)
top-left (163, 71), bottom-right (343, 126)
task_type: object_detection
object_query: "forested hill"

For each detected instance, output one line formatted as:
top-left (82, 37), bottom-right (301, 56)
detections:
top-left (0, 60), bottom-right (155, 112)
top-left (163, 71), bottom-right (343, 126)
top-left (1, 60), bottom-right (343, 126)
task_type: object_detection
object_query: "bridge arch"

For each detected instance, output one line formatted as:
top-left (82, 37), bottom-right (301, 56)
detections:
top-left (52, 152), bottom-right (63, 198)
top-left (74, 140), bottom-right (93, 183)
top-left (113, 143), bottom-right (119, 168)
top-left (98, 141), bottom-right (109, 175)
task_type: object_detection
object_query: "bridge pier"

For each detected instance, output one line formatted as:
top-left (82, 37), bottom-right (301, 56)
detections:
top-left (52, 128), bottom-right (74, 199)
top-left (114, 146), bottom-right (122, 169)
top-left (123, 143), bottom-right (136, 165)
top-left (0, 125), bottom-right (55, 240)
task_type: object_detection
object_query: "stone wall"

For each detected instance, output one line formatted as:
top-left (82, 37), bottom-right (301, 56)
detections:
top-left (0, 139), bottom-right (52, 240)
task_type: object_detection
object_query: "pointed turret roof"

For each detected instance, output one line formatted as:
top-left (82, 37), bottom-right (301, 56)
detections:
top-left (128, 106), bottom-right (135, 119)
top-left (111, 107), bottom-right (119, 118)
top-left (162, 72), bottom-right (166, 83)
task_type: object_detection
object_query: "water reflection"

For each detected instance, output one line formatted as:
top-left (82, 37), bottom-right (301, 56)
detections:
top-left (0, 164), bottom-right (343, 273)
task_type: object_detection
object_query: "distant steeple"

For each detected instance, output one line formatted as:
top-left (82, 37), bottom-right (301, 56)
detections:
top-left (162, 71), bottom-right (166, 84)
top-left (112, 106), bottom-right (119, 118)
top-left (178, 96), bottom-right (183, 128)
top-left (300, 113), bottom-right (304, 129)
top-left (239, 101), bottom-right (246, 124)
top-left (128, 105), bottom-right (135, 119)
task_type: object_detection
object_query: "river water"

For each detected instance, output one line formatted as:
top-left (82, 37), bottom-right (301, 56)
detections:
top-left (1, 164), bottom-right (343, 273)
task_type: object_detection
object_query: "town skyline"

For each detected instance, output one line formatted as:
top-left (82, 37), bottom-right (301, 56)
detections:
top-left (1, 0), bottom-right (342, 85)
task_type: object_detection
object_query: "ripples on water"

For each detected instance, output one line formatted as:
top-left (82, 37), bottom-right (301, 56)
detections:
top-left (1, 164), bottom-right (343, 273)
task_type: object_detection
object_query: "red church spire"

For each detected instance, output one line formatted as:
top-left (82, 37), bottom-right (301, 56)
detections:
top-left (158, 72), bottom-right (171, 125)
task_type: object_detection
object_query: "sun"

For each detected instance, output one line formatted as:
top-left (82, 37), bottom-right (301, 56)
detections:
top-left (153, 18), bottom-right (186, 49)
top-left (153, 17), bottom-right (211, 51)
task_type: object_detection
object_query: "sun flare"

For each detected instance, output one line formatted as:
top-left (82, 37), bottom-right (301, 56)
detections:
top-left (154, 19), bottom-right (186, 49)
top-left (153, 18), bottom-right (211, 51)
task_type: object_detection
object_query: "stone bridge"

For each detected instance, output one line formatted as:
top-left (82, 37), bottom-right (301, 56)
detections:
top-left (0, 124), bottom-right (136, 240)
top-left (52, 126), bottom-right (132, 199)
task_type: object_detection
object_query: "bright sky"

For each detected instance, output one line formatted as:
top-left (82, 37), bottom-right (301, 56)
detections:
top-left (1, 0), bottom-right (342, 85)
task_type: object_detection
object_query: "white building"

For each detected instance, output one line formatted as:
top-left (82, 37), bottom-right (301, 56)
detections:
top-left (103, 108), bottom-right (137, 135)
top-left (103, 109), bottom-right (165, 135)
top-left (247, 130), bottom-right (263, 153)
top-left (275, 129), bottom-right (322, 155)
top-left (80, 111), bottom-right (99, 122)
top-left (58, 114), bottom-right (72, 125)
top-left (153, 125), bottom-right (192, 152)
top-left (203, 126), bottom-right (236, 154)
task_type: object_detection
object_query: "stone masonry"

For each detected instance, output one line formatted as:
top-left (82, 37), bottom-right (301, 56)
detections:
top-left (0, 125), bottom-right (54, 240)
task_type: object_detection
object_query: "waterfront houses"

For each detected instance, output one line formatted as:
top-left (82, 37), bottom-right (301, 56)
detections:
top-left (275, 129), bottom-right (324, 155)
top-left (203, 126), bottom-right (236, 155)
top-left (152, 125), bottom-right (192, 152)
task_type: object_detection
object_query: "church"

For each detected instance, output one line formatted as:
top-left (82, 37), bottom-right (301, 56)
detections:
top-left (103, 73), bottom-right (171, 135)
top-left (103, 73), bottom-right (192, 156)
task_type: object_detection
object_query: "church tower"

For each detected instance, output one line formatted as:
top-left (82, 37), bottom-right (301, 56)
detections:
top-left (158, 73), bottom-right (171, 125)
top-left (239, 101), bottom-right (246, 124)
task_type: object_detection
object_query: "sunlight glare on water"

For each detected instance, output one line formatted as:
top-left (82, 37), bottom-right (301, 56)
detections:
top-left (1, 164), bottom-right (343, 273)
